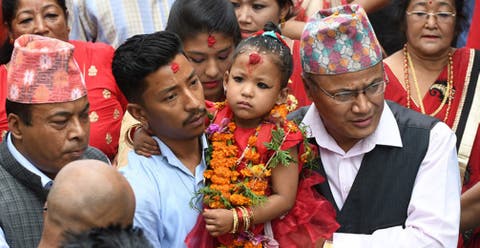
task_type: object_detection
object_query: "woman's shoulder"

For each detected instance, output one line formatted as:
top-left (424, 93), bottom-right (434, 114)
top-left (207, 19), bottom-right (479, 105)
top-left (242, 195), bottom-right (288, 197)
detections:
top-left (69, 40), bottom-right (114, 52)
top-left (70, 40), bottom-right (115, 60)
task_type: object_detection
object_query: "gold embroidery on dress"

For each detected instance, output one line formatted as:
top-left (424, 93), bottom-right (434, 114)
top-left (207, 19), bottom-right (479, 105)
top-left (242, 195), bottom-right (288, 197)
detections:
top-left (88, 65), bottom-right (97, 76)
top-left (89, 111), bottom-right (99, 122)
top-left (113, 109), bottom-right (120, 120)
top-left (103, 89), bottom-right (111, 99)
top-left (106, 133), bottom-right (112, 144)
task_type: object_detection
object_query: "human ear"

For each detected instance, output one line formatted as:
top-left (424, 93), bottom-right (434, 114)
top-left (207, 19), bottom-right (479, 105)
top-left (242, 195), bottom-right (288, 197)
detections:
top-left (127, 103), bottom-right (148, 126)
top-left (276, 87), bottom-right (289, 105)
top-left (223, 70), bottom-right (230, 94)
top-left (7, 113), bottom-right (24, 140)
top-left (302, 76), bottom-right (314, 101)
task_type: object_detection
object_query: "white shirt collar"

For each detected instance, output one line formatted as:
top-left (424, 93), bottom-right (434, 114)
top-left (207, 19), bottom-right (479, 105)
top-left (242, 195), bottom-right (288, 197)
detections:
top-left (302, 101), bottom-right (403, 156)
top-left (7, 133), bottom-right (53, 187)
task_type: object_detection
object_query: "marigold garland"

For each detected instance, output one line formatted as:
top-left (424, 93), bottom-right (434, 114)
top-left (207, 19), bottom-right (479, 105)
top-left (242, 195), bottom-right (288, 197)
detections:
top-left (199, 101), bottom-right (314, 248)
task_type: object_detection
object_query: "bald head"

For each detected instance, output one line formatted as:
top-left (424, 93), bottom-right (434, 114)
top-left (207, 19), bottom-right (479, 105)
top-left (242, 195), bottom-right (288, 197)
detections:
top-left (40, 159), bottom-right (135, 246)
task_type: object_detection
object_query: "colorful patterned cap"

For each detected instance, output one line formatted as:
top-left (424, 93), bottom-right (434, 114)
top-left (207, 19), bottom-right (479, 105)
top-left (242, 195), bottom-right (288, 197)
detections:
top-left (300, 4), bottom-right (382, 75)
top-left (7, 34), bottom-right (86, 104)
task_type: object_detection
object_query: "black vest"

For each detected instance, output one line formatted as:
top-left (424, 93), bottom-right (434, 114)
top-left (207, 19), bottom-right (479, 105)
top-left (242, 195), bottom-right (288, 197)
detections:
top-left (290, 101), bottom-right (439, 234)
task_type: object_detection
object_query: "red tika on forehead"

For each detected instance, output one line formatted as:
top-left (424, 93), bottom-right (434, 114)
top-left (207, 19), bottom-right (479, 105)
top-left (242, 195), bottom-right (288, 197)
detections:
top-left (207, 34), bottom-right (216, 47)
top-left (171, 62), bottom-right (180, 73)
top-left (248, 52), bottom-right (262, 65)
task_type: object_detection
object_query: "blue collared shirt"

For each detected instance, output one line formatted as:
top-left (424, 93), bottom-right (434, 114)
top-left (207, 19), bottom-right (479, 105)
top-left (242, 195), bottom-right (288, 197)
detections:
top-left (120, 135), bottom-right (207, 248)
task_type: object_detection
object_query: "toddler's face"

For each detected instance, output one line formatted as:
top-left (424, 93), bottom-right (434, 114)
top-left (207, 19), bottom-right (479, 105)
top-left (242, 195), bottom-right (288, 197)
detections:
top-left (223, 51), bottom-right (287, 128)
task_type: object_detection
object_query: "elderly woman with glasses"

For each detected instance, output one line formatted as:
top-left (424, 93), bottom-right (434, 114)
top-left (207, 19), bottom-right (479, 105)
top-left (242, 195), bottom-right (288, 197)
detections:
top-left (383, 0), bottom-right (480, 246)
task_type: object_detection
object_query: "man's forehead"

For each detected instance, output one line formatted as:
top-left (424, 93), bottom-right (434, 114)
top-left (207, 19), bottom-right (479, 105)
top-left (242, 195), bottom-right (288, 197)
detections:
top-left (31, 97), bottom-right (89, 116)
top-left (310, 63), bottom-right (384, 85)
top-left (148, 55), bottom-right (195, 89)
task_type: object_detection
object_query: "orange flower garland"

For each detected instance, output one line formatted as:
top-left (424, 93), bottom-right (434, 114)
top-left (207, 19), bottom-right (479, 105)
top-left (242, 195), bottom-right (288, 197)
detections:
top-left (200, 102), bottom-right (314, 248)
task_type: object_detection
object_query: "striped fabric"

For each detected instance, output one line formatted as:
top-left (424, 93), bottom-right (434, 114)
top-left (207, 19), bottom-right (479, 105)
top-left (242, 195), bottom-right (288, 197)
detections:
top-left (67, 0), bottom-right (175, 48)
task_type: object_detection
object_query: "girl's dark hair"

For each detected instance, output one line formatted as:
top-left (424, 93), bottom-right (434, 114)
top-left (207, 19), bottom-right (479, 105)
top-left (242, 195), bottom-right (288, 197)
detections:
top-left (277, 0), bottom-right (295, 20)
top-left (393, 0), bottom-right (466, 46)
top-left (112, 31), bottom-right (184, 104)
top-left (166, 0), bottom-right (241, 45)
top-left (233, 22), bottom-right (293, 88)
top-left (1, 0), bottom-right (68, 64)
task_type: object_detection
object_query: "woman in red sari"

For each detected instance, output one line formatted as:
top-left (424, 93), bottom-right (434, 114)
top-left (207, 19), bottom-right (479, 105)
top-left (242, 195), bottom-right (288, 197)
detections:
top-left (0, 0), bottom-right (127, 162)
top-left (383, 0), bottom-right (480, 246)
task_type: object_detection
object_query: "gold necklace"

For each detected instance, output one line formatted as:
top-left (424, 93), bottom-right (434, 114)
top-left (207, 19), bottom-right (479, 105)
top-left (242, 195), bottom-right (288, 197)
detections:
top-left (403, 44), bottom-right (453, 122)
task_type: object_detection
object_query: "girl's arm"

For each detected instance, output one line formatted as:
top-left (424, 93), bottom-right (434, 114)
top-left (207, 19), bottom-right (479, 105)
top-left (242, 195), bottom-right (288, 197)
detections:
top-left (204, 148), bottom-right (299, 236)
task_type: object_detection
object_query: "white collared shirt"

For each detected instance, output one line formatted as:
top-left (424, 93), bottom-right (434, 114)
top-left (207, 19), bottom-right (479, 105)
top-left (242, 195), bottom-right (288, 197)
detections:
top-left (302, 101), bottom-right (461, 247)
top-left (7, 133), bottom-right (53, 187)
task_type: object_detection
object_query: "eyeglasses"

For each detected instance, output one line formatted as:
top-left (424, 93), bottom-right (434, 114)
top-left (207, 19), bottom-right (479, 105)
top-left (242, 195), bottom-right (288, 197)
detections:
top-left (316, 81), bottom-right (386, 104)
top-left (406, 11), bottom-right (456, 23)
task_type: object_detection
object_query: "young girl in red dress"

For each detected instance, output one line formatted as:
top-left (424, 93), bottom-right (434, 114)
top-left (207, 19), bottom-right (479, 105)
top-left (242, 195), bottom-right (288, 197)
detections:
top-left (185, 24), bottom-right (339, 248)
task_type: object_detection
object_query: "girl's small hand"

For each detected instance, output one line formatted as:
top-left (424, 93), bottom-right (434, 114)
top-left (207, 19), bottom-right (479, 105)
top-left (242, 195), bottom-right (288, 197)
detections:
top-left (203, 208), bottom-right (233, 237)
top-left (133, 126), bottom-right (160, 157)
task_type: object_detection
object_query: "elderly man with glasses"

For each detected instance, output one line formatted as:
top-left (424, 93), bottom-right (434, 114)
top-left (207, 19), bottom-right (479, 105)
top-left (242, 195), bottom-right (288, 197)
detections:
top-left (289, 4), bottom-right (460, 248)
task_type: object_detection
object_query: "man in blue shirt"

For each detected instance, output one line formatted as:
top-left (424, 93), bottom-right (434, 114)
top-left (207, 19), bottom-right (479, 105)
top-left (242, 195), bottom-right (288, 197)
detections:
top-left (112, 31), bottom-right (208, 247)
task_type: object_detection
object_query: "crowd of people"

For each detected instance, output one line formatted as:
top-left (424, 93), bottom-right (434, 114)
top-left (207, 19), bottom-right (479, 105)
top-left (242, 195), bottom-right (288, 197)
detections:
top-left (0, 0), bottom-right (479, 247)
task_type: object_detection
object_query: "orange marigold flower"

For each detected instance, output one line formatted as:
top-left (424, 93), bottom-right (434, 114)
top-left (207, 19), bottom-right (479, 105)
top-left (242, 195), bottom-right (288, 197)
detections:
top-left (211, 175), bottom-right (230, 185)
top-left (244, 149), bottom-right (260, 164)
top-left (230, 170), bottom-right (240, 181)
top-left (214, 166), bottom-right (232, 177)
top-left (228, 122), bottom-right (236, 132)
top-left (247, 135), bottom-right (257, 146)
top-left (240, 168), bottom-right (253, 177)
top-left (248, 179), bottom-right (268, 193)
top-left (229, 193), bottom-right (250, 206)
top-left (286, 121), bottom-right (299, 132)
top-left (209, 201), bottom-right (225, 209)
top-left (204, 170), bottom-right (214, 179)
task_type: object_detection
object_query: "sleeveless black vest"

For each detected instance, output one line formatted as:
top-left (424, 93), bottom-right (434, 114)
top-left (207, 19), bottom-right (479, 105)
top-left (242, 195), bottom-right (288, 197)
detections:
top-left (290, 101), bottom-right (439, 234)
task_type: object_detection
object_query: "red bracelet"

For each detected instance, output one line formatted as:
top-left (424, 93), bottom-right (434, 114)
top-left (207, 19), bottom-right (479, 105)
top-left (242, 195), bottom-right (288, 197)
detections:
top-left (235, 207), bottom-right (244, 232)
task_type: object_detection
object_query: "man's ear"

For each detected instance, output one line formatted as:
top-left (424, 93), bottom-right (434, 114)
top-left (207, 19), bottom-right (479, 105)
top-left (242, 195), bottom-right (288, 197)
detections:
top-left (127, 103), bottom-right (148, 126)
top-left (276, 87), bottom-right (289, 105)
top-left (302, 76), bottom-right (314, 101)
top-left (7, 113), bottom-right (24, 140)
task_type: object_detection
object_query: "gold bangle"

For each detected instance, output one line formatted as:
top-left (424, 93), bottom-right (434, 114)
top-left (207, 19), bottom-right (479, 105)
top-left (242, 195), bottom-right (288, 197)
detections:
top-left (239, 207), bottom-right (250, 231)
top-left (125, 123), bottom-right (142, 147)
top-left (230, 208), bottom-right (238, 234)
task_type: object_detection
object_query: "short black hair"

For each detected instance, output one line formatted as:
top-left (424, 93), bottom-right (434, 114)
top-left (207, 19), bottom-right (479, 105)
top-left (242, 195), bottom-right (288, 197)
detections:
top-left (5, 100), bottom-right (32, 126)
top-left (112, 31), bottom-right (184, 104)
top-left (276, 0), bottom-right (295, 20)
top-left (1, 0), bottom-right (68, 63)
top-left (60, 225), bottom-right (152, 248)
top-left (394, 0), bottom-right (466, 46)
top-left (166, 0), bottom-right (241, 46)
top-left (233, 22), bottom-right (293, 88)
